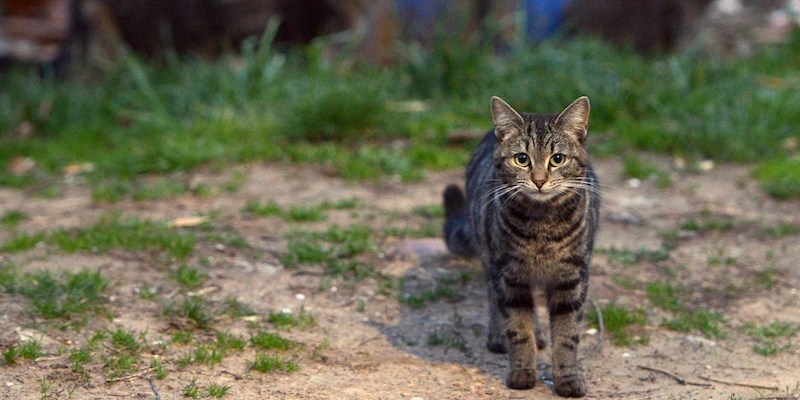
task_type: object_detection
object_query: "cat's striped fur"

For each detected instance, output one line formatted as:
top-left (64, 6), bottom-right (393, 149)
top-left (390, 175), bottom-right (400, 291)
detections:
top-left (443, 96), bottom-right (599, 397)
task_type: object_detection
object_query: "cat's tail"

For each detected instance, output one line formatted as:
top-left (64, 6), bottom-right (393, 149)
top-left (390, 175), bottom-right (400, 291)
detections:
top-left (443, 184), bottom-right (477, 258)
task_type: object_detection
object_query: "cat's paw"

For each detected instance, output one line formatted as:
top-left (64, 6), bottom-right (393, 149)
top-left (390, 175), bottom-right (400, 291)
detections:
top-left (506, 368), bottom-right (537, 390)
top-left (486, 334), bottom-right (507, 353)
top-left (554, 374), bottom-right (586, 398)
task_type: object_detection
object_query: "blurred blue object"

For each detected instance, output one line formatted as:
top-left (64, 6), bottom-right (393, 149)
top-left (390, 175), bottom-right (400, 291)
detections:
top-left (526, 0), bottom-right (569, 41)
top-left (395, 0), bottom-right (450, 35)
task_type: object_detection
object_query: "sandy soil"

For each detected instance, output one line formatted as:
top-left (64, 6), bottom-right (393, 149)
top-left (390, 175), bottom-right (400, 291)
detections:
top-left (1, 157), bottom-right (799, 400)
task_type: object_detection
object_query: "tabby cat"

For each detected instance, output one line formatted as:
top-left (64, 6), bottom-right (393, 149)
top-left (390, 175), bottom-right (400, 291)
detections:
top-left (443, 96), bottom-right (600, 397)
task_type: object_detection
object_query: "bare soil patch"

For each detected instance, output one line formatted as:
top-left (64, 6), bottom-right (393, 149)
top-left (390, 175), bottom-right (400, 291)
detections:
top-left (1, 157), bottom-right (799, 399)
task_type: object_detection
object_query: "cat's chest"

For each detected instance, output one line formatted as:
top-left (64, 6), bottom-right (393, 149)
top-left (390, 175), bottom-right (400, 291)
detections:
top-left (497, 213), bottom-right (578, 267)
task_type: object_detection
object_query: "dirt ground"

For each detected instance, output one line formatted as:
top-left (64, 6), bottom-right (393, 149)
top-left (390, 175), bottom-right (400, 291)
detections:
top-left (1, 156), bottom-right (799, 400)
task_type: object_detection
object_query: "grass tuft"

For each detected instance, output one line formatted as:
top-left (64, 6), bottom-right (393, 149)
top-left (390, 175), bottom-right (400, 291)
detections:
top-left (250, 353), bottom-right (298, 373)
top-left (251, 332), bottom-right (299, 350)
top-left (0, 265), bottom-right (109, 322)
top-left (752, 156), bottom-right (800, 199)
top-left (0, 214), bottom-right (196, 258)
top-left (745, 321), bottom-right (800, 356)
top-left (1, 210), bottom-right (29, 226)
top-left (587, 302), bottom-right (649, 346)
top-left (662, 309), bottom-right (726, 338)
top-left (268, 308), bottom-right (317, 331)
top-left (170, 264), bottom-right (208, 289)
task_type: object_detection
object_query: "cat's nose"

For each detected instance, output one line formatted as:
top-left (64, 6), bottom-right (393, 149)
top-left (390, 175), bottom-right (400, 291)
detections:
top-left (533, 179), bottom-right (546, 189)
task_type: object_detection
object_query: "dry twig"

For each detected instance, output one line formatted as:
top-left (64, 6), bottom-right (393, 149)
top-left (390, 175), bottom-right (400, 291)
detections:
top-left (591, 299), bottom-right (604, 355)
top-left (636, 365), bottom-right (712, 387)
top-left (148, 377), bottom-right (161, 400)
top-left (106, 367), bottom-right (156, 383)
top-left (699, 375), bottom-right (779, 391)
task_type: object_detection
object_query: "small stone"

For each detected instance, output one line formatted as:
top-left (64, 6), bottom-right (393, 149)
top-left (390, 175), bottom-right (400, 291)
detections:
top-left (607, 211), bottom-right (643, 225)
top-left (684, 335), bottom-right (716, 347)
top-left (698, 160), bottom-right (715, 172)
top-left (622, 352), bottom-right (632, 358)
top-left (673, 156), bottom-right (687, 170)
top-left (215, 243), bottom-right (226, 251)
top-left (627, 178), bottom-right (641, 189)
top-left (295, 293), bottom-right (306, 301)
top-left (170, 216), bottom-right (207, 227)
top-left (585, 328), bottom-right (598, 336)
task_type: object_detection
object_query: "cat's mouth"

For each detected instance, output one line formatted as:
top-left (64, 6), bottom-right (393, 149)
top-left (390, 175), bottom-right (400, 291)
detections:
top-left (522, 185), bottom-right (558, 201)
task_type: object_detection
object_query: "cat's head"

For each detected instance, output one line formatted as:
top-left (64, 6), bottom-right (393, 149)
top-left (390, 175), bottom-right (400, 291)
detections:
top-left (490, 96), bottom-right (591, 202)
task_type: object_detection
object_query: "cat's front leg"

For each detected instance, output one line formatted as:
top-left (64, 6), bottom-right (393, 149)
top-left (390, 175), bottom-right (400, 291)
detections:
top-left (547, 272), bottom-right (588, 397)
top-left (494, 279), bottom-right (538, 390)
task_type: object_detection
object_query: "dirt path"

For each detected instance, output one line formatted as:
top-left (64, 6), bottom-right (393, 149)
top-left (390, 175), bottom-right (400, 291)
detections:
top-left (1, 157), bottom-right (799, 399)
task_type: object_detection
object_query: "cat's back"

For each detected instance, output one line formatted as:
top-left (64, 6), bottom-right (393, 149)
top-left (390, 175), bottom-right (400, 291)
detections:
top-left (464, 129), bottom-right (497, 200)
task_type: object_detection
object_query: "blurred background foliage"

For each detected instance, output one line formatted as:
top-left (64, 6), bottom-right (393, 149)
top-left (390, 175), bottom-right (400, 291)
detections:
top-left (1, 0), bottom-right (800, 198)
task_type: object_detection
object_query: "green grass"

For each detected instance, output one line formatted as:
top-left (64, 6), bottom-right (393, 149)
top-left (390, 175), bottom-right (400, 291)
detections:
top-left (586, 302), bottom-right (649, 346)
top-left (384, 222), bottom-right (440, 238)
top-left (1, 210), bottom-right (28, 226)
top-left (0, 214), bottom-right (196, 258)
top-left (3, 28), bottom-right (800, 196)
top-left (426, 332), bottom-right (467, 352)
top-left (744, 321), bottom-right (800, 356)
top-left (680, 215), bottom-right (734, 233)
top-left (151, 359), bottom-right (168, 380)
top-left (251, 332), bottom-right (299, 350)
top-left (662, 309), bottom-right (727, 338)
top-left (104, 353), bottom-right (138, 378)
top-left (19, 340), bottom-right (43, 359)
top-left (220, 297), bottom-right (257, 318)
top-left (763, 221), bottom-right (800, 238)
top-left (281, 224), bottom-right (377, 280)
top-left (178, 344), bottom-right (224, 367)
top-left (250, 353), bottom-right (298, 373)
top-left (601, 247), bottom-right (670, 267)
top-left (215, 332), bottom-right (247, 352)
top-left (645, 280), bottom-right (727, 338)
top-left (3, 345), bottom-right (19, 364)
top-left (171, 331), bottom-right (194, 345)
top-left (752, 156), bottom-right (800, 199)
top-left (0, 264), bottom-right (109, 322)
top-left (170, 265), bottom-right (208, 289)
top-left (622, 155), bottom-right (672, 188)
top-left (245, 198), bottom-right (359, 221)
top-left (412, 204), bottom-right (444, 218)
top-left (109, 329), bottom-right (143, 353)
top-left (164, 295), bottom-right (216, 330)
top-left (268, 308), bottom-right (317, 331)
top-left (131, 177), bottom-right (189, 200)
top-left (208, 383), bottom-right (230, 398)
top-left (400, 272), bottom-right (475, 309)
top-left (646, 281), bottom-right (685, 312)
top-left (243, 200), bottom-right (282, 217)
top-left (183, 378), bottom-right (201, 398)
top-left (175, 332), bottom-right (246, 368)
top-left (70, 347), bottom-right (92, 372)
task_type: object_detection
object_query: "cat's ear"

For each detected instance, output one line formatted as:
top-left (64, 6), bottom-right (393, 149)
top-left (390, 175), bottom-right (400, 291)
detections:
top-left (555, 96), bottom-right (590, 143)
top-left (491, 96), bottom-right (523, 140)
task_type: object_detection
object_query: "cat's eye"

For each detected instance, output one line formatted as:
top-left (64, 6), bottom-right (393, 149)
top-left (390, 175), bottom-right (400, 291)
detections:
top-left (513, 153), bottom-right (530, 168)
top-left (549, 153), bottom-right (566, 168)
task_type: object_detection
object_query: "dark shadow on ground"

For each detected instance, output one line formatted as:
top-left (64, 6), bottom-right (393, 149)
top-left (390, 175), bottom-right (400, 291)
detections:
top-left (369, 247), bottom-right (607, 393)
